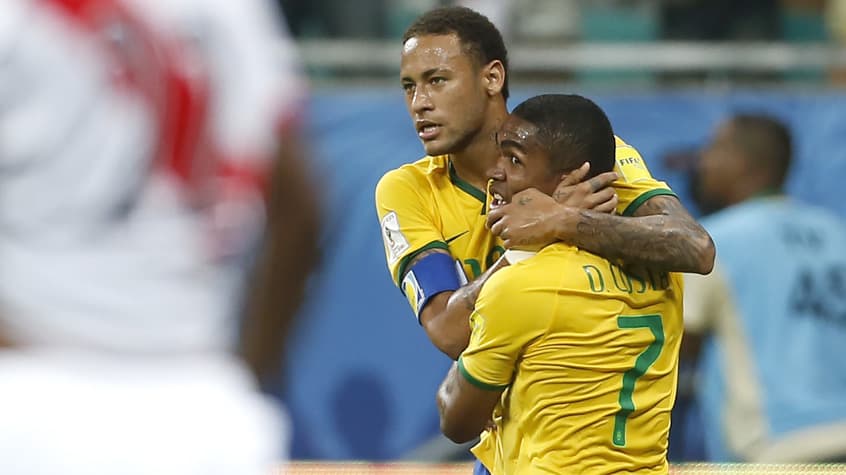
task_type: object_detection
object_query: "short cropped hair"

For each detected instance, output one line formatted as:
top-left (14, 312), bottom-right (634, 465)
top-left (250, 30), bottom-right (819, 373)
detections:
top-left (403, 6), bottom-right (510, 100)
top-left (511, 94), bottom-right (615, 178)
top-left (729, 114), bottom-right (792, 188)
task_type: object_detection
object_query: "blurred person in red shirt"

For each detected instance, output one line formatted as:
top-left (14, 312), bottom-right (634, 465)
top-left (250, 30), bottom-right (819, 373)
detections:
top-left (0, 0), bottom-right (318, 473)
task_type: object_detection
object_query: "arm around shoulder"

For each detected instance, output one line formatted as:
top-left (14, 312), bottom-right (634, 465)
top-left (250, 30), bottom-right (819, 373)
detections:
top-left (631, 195), bottom-right (715, 274)
top-left (552, 139), bottom-right (715, 274)
top-left (555, 194), bottom-right (715, 274)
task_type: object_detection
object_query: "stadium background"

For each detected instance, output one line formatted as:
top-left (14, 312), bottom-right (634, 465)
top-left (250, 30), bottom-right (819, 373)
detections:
top-left (275, 0), bottom-right (846, 471)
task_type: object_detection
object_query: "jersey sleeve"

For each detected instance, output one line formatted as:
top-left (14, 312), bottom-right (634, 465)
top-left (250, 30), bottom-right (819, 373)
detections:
top-left (612, 137), bottom-right (678, 217)
top-left (375, 168), bottom-right (450, 286)
top-left (458, 268), bottom-right (549, 389)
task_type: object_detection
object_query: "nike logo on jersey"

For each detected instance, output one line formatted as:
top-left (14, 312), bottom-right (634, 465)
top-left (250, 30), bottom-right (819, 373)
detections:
top-left (445, 231), bottom-right (469, 244)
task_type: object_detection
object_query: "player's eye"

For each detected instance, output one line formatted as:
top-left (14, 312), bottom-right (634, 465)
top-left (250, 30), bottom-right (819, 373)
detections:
top-left (402, 83), bottom-right (415, 93)
top-left (510, 155), bottom-right (521, 166)
top-left (430, 77), bottom-right (446, 85)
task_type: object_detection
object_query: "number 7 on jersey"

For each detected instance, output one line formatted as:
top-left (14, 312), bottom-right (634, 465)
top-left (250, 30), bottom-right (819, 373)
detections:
top-left (613, 314), bottom-right (665, 447)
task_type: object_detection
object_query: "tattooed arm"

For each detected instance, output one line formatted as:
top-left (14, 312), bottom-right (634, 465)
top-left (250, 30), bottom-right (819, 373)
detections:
top-left (489, 191), bottom-right (715, 274)
top-left (412, 249), bottom-right (509, 361)
top-left (568, 195), bottom-right (715, 274)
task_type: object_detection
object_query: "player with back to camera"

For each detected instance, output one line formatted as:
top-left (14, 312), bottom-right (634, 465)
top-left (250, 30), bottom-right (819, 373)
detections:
top-left (437, 93), bottom-right (684, 474)
top-left (0, 0), bottom-right (318, 473)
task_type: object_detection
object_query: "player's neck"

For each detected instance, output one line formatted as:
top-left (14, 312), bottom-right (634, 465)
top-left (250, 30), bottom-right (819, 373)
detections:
top-left (734, 176), bottom-right (779, 205)
top-left (450, 109), bottom-right (507, 190)
top-left (450, 149), bottom-right (494, 191)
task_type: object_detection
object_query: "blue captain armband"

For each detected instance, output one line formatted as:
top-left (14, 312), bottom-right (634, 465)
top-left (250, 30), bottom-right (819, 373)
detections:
top-left (401, 252), bottom-right (463, 323)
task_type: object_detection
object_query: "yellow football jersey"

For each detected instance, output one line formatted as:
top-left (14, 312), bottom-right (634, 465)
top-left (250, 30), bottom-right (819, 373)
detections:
top-left (374, 137), bottom-right (675, 315)
top-left (460, 244), bottom-right (684, 475)
top-left (612, 136), bottom-right (675, 216)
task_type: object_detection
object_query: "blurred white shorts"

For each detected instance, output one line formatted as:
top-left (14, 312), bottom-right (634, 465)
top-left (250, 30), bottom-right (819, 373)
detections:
top-left (0, 349), bottom-right (287, 475)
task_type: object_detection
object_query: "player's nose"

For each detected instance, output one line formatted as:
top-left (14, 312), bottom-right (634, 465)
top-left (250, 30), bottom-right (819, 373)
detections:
top-left (411, 88), bottom-right (433, 113)
top-left (486, 165), bottom-right (505, 181)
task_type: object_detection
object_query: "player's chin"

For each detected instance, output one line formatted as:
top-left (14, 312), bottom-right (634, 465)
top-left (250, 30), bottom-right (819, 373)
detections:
top-left (421, 137), bottom-right (452, 156)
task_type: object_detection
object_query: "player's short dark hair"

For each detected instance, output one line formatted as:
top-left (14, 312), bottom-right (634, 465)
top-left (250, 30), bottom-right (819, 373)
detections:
top-left (403, 6), bottom-right (509, 100)
top-left (511, 94), bottom-right (615, 178)
top-left (729, 114), bottom-right (792, 188)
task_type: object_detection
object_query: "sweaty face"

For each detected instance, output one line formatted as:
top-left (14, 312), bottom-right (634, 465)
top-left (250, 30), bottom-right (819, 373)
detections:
top-left (488, 115), bottom-right (560, 208)
top-left (400, 34), bottom-right (489, 156)
top-left (698, 122), bottom-right (749, 209)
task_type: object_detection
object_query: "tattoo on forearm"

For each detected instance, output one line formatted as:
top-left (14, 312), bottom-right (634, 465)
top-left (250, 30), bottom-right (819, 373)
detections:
top-left (569, 196), bottom-right (713, 273)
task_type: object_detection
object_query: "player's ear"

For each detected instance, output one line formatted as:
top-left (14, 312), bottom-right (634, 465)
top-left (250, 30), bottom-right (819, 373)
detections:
top-left (483, 60), bottom-right (505, 97)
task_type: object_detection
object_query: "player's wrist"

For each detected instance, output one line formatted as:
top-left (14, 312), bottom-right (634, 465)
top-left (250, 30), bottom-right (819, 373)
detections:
top-left (552, 204), bottom-right (579, 243)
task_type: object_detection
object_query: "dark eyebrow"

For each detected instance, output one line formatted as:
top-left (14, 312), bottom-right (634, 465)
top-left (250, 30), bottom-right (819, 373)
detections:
top-left (401, 68), bottom-right (449, 83)
top-left (422, 68), bottom-right (447, 79)
top-left (498, 138), bottom-right (525, 152)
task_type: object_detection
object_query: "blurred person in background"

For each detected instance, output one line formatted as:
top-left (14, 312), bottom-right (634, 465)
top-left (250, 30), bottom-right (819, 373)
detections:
top-left (376, 5), bottom-right (713, 473)
top-left (0, 0), bottom-right (318, 474)
top-left (437, 94), bottom-right (684, 474)
top-left (683, 114), bottom-right (846, 463)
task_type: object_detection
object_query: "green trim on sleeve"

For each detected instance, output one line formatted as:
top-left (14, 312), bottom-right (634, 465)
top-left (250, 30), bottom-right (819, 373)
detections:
top-left (621, 189), bottom-right (678, 217)
top-left (457, 357), bottom-right (510, 391)
top-left (395, 240), bottom-right (450, 286)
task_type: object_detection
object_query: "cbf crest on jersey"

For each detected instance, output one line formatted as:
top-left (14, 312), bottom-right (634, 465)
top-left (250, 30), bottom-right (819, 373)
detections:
top-left (381, 211), bottom-right (410, 263)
